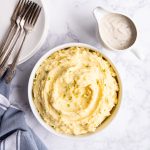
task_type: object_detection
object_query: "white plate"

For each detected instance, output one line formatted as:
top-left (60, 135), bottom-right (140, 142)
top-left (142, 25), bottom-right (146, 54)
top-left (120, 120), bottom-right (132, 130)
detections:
top-left (0, 0), bottom-right (49, 64)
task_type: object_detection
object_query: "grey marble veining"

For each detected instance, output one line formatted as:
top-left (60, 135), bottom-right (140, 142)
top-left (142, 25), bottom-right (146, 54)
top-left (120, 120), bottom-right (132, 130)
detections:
top-left (9, 0), bottom-right (150, 149)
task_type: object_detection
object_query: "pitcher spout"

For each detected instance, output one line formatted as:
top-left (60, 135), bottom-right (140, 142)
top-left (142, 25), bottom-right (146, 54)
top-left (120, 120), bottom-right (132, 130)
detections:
top-left (93, 7), bottom-right (109, 23)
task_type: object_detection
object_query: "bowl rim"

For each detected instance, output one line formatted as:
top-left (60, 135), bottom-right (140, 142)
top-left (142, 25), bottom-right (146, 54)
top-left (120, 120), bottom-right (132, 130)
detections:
top-left (28, 42), bottom-right (122, 139)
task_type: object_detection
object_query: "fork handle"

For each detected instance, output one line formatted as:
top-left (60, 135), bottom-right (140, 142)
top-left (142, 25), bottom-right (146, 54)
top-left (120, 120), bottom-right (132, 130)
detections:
top-left (0, 26), bottom-right (20, 67)
top-left (0, 66), bottom-right (7, 78)
top-left (0, 27), bottom-right (22, 79)
top-left (0, 23), bottom-right (16, 56)
top-left (4, 64), bottom-right (16, 83)
top-left (0, 24), bottom-right (17, 62)
top-left (5, 32), bottom-right (27, 83)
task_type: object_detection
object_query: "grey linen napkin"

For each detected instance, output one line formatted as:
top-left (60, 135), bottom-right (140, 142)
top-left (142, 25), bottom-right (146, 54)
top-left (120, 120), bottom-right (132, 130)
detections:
top-left (0, 79), bottom-right (47, 150)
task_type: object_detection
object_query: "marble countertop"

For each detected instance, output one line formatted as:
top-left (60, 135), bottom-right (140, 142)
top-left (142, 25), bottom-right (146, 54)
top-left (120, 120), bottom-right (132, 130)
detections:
top-left (10, 0), bottom-right (150, 149)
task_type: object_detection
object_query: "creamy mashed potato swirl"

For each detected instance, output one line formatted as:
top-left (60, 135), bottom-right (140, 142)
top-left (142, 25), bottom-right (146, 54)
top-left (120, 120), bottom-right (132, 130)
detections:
top-left (32, 47), bottom-right (119, 135)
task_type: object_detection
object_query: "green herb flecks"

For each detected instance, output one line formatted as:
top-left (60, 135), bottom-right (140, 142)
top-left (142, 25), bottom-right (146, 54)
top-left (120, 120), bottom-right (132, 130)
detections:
top-left (67, 103), bottom-right (70, 107)
top-left (51, 125), bottom-right (55, 128)
top-left (45, 70), bottom-right (49, 74)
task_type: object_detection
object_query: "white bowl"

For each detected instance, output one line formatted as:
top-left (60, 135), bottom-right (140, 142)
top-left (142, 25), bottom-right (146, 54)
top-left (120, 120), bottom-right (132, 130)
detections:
top-left (28, 43), bottom-right (122, 139)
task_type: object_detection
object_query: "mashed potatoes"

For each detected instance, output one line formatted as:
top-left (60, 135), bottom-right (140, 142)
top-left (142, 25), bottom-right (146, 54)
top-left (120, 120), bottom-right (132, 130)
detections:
top-left (32, 47), bottom-right (119, 135)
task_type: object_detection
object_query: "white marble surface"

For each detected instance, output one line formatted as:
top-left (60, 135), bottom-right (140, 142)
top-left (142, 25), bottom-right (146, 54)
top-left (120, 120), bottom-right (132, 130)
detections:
top-left (9, 0), bottom-right (150, 149)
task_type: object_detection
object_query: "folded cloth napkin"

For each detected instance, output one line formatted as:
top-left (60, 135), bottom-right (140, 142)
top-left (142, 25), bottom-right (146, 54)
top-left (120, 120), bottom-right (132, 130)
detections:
top-left (0, 79), bottom-right (47, 150)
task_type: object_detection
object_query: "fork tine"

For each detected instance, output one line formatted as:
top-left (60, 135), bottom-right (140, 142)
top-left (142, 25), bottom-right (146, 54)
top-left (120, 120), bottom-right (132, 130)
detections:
top-left (21, 1), bottom-right (30, 15)
top-left (20, 1), bottom-right (32, 19)
top-left (32, 6), bottom-right (42, 26)
top-left (18, 0), bottom-right (27, 15)
top-left (25, 2), bottom-right (36, 19)
top-left (12, 0), bottom-right (23, 19)
top-left (26, 2), bottom-right (37, 22)
top-left (33, 7), bottom-right (42, 26)
top-left (28, 3), bottom-right (38, 24)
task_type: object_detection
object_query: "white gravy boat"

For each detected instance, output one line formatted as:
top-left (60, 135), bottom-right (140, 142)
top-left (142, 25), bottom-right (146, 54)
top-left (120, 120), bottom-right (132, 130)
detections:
top-left (93, 7), bottom-right (144, 60)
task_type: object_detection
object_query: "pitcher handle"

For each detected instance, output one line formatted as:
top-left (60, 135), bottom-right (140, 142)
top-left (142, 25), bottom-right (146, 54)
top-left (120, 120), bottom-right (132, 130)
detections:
top-left (131, 47), bottom-right (145, 60)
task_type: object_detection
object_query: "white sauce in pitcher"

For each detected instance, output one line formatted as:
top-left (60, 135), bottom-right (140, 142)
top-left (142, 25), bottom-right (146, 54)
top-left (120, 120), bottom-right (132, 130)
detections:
top-left (99, 13), bottom-right (137, 50)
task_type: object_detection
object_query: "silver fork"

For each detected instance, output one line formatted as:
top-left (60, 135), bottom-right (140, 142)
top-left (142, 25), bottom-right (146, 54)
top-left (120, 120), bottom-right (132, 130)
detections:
top-left (0, 0), bottom-right (27, 62)
top-left (0, 1), bottom-right (34, 78)
top-left (5, 4), bottom-right (42, 83)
